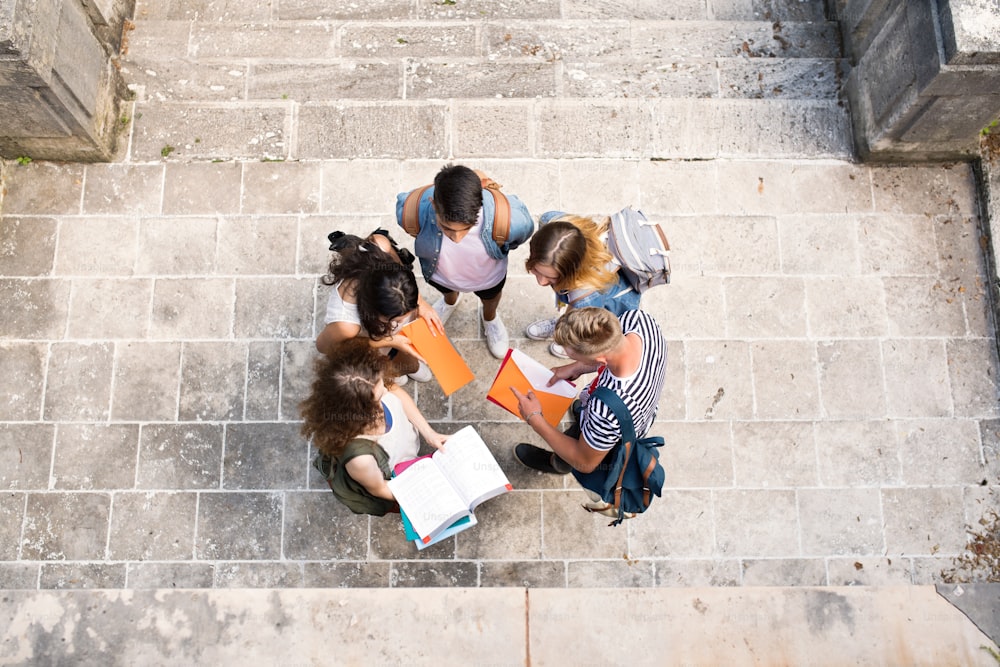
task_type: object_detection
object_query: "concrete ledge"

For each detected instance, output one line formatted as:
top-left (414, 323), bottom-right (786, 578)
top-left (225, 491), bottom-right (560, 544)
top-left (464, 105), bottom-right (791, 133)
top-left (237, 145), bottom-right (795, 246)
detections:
top-left (976, 151), bottom-right (1000, 362)
top-left (2, 587), bottom-right (997, 665)
top-left (836, 0), bottom-right (1000, 161)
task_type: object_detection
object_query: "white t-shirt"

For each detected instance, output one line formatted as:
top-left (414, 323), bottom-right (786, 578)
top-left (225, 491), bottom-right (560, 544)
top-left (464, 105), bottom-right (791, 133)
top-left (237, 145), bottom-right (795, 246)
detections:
top-left (431, 210), bottom-right (507, 292)
top-left (324, 281), bottom-right (361, 326)
top-left (377, 391), bottom-right (420, 469)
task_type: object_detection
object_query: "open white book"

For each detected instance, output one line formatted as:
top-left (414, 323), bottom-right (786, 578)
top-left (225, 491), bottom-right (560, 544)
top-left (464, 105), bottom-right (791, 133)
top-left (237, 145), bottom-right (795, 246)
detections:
top-left (387, 425), bottom-right (512, 545)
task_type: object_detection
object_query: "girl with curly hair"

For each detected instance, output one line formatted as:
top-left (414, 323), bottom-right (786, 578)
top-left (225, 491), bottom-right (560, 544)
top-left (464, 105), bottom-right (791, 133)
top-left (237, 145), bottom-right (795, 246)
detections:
top-left (301, 338), bottom-right (449, 515)
top-left (524, 212), bottom-right (641, 357)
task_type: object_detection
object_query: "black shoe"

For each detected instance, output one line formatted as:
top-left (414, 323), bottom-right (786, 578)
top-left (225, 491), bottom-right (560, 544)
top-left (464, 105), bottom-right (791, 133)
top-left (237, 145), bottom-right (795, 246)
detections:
top-left (514, 443), bottom-right (571, 475)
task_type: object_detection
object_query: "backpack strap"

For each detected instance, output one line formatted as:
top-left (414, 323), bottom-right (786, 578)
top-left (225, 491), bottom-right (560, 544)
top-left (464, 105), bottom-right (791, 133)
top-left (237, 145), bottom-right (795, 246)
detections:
top-left (402, 181), bottom-right (510, 245)
top-left (483, 180), bottom-right (511, 245)
top-left (401, 185), bottom-right (433, 237)
top-left (590, 387), bottom-right (637, 524)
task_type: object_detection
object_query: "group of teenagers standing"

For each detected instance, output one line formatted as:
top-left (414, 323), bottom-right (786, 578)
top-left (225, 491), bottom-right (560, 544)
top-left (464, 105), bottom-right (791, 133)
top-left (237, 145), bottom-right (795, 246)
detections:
top-left (300, 164), bottom-right (667, 518)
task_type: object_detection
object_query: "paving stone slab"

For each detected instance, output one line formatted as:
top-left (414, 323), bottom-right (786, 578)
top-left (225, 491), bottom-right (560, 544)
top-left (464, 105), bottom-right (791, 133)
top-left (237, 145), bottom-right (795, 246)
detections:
top-left (55, 217), bottom-right (140, 276)
top-left (0, 344), bottom-right (46, 421)
top-left (805, 277), bottom-right (887, 338)
top-left (815, 340), bottom-right (888, 418)
top-left (222, 422), bottom-right (308, 489)
top-left (714, 489), bottom-right (800, 557)
top-left (881, 487), bottom-right (968, 556)
top-left (295, 102), bottom-right (448, 159)
top-left (178, 341), bottom-right (246, 421)
top-left (161, 163), bottom-right (243, 215)
top-left (484, 21), bottom-right (630, 60)
top-left (150, 278), bottom-right (235, 339)
top-left (632, 20), bottom-right (840, 59)
top-left (130, 103), bottom-right (290, 161)
top-left (194, 491), bottom-right (283, 560)
top-left (108, 492), bottom-right (197, 560)
top-left (301, 561), bottom-right (391, 587)
top-left (0, 217), bottom-right (57, 276)
top-left (136, 423), bottom-right (224, 490)
top-left (214, 562), bottom-right (304, 588)
top-left (0, 163), bottom-right (84, 215)
top-left (340, 23), bottom-right (479, 58)
top-left (125, 562), bottom-right (215, 588)
top-left (563, 60), bottom-right (719, 99)
top-left (740, 558), bottom-right (828, 586)
top-left (732, 420), bottom-right (817, 487)
top-left (276, 0), bottom-right (418, 21)
top-left (124, 60), bottom-right (248, 102)
top-left (68, 278), bottom-right (153, 339)
top-left (21, 492), bottom-right (111, 561)
top-left (682, 341), bottom-right (754, 420)
top-left (52, 424), bottom-right (139, 490)
top-left (249, 62), bottom-right (401, 102)
top-left (38, 563), bottom-right (127, 589)
top-left (0, 279), bottom-right (70, 340)
top-left (111, 342), bottom-right (182, 421)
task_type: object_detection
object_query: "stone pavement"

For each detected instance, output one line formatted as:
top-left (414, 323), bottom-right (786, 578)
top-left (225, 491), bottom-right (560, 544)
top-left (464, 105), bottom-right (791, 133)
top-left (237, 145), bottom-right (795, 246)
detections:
top-left (1, 0), bottom-right (999, 599)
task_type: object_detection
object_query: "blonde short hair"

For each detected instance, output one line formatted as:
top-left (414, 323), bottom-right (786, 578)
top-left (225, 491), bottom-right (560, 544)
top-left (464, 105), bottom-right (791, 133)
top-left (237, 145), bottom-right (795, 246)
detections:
top-left (553, 307), bottom-right (622, 357)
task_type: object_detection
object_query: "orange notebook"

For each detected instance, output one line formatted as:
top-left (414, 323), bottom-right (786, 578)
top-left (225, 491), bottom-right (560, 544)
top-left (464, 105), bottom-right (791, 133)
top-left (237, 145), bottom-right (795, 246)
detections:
top-left (486, 348), bottom-right (577, 427)
top-left (401, 318), bottom-right (474, 396)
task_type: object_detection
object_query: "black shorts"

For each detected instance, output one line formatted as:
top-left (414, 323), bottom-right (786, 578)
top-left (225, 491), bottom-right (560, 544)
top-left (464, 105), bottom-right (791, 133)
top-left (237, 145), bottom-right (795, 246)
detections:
top-left (424, 275), bottom-right (506, 301)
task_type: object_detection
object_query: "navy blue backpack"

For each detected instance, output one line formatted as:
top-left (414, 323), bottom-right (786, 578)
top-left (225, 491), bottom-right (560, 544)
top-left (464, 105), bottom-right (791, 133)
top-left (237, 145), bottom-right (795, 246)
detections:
top-left (571, 387), bottom-right (666, 526)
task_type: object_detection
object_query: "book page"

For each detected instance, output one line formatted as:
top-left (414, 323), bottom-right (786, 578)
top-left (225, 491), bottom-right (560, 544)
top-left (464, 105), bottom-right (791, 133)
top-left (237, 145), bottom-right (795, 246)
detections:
top-left (432, 426), bottom-right (512, 509)
top-left (387, 458), bottom-right (470, 542)
top-left (511, 349), bottom-right (577, 399)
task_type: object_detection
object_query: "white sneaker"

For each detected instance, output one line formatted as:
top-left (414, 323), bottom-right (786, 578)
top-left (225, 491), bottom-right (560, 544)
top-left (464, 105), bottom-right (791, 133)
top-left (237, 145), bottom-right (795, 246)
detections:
top-left (483, 314), bottom-right (509, 359)
top-left (408, 360), bottom-right (433, 382)
top-left (549, 342), bottom-right (570, 359)
top-left (525, 316), bottom-right (558, 341)
top-left (432, 294), bottom-right (461, 326)
top-left (393, 374), bottom-right (409, 387)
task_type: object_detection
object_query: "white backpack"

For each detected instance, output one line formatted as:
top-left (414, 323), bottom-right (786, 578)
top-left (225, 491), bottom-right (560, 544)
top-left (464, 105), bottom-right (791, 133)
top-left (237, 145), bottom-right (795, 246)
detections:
top-left (607, 207), bottom-right (671, 292)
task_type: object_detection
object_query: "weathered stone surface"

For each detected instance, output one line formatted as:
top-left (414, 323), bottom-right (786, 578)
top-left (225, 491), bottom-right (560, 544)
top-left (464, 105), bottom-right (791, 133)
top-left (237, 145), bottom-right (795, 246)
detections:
top-left (841, 0), bottom-right (1000, 159)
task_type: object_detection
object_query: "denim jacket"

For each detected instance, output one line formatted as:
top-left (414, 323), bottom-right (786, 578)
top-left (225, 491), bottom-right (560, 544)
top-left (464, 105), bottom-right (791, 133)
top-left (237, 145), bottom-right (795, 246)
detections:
top-left (540, 210), bottom-right (641, 316)
top-left (395, 187), bottom-right (534, 279)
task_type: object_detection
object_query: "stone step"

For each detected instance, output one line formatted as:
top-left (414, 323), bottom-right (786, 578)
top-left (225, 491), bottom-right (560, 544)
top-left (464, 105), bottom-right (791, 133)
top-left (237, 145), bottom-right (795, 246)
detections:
top-left (133, 0), bottom-right (830, 23)
top-left (124, 98), bottom-right (852, 162)
top-left (3, 586), bottom-right (997, 665)
top-left (122, 19), bottom-right (843, 103)
top-left (124, 19), bottom-right (841, 62)
top-left (123, 56), bottom-right (842, 103)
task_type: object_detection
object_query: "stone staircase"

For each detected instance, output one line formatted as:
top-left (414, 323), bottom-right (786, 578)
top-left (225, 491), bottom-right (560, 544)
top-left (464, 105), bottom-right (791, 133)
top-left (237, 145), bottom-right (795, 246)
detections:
top-left (3, 0), bottom-right (999, 603)
top-left (119, 0), bottom-right (852, 162)
top-left (5, 0), bottom-right (1000, 662)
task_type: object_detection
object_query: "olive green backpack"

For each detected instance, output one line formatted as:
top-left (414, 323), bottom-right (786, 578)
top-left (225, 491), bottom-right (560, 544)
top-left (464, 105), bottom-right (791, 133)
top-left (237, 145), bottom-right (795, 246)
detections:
top-left (312, 438), bottom-right (397, 516)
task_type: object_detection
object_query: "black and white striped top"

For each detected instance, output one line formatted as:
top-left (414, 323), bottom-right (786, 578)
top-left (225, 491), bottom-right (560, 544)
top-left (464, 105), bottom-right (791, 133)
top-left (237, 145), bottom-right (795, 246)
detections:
top-left (581, 310), bottom-right (667, 452)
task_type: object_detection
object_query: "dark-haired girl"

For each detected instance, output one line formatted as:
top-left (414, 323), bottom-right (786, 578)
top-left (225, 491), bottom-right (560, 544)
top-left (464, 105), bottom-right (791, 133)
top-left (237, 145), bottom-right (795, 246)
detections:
top-left (315, 230), bottom-right (443, 383)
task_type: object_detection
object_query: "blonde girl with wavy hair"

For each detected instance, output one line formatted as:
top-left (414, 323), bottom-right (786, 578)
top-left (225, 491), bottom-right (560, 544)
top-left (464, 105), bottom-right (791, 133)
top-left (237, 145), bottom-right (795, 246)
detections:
top-left (524, 212), bottom-right (641, 357)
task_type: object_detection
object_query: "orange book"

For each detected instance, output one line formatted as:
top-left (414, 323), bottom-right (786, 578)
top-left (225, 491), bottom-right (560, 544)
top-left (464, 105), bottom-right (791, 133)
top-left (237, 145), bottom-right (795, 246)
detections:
top-left (486, 348), bottom-right (577, 427)
top-left (401, 318), bottom-right (474, 396)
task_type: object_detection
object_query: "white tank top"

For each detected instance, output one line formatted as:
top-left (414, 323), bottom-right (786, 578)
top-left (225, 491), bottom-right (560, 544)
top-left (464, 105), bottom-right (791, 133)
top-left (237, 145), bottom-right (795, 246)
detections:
top-left (376, 391), bottom-right (420, 469)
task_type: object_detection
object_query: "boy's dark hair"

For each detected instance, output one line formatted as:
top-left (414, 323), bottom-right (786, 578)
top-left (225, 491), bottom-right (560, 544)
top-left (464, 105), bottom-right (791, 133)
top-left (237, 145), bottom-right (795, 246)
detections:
top-left (433, 164), bottom-right (483, 226)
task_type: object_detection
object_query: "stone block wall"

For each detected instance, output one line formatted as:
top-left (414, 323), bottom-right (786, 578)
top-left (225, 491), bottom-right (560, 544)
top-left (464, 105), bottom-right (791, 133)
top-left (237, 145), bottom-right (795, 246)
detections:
top-left (0, 0), bottom-right (135, 162)
top-left (834, 0), bottom-right (1000, 162)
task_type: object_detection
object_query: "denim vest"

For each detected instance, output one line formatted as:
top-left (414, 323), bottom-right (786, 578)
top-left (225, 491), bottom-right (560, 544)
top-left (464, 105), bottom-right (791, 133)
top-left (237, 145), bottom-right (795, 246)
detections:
top-left (396, 187), bottom-right (534, 279)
